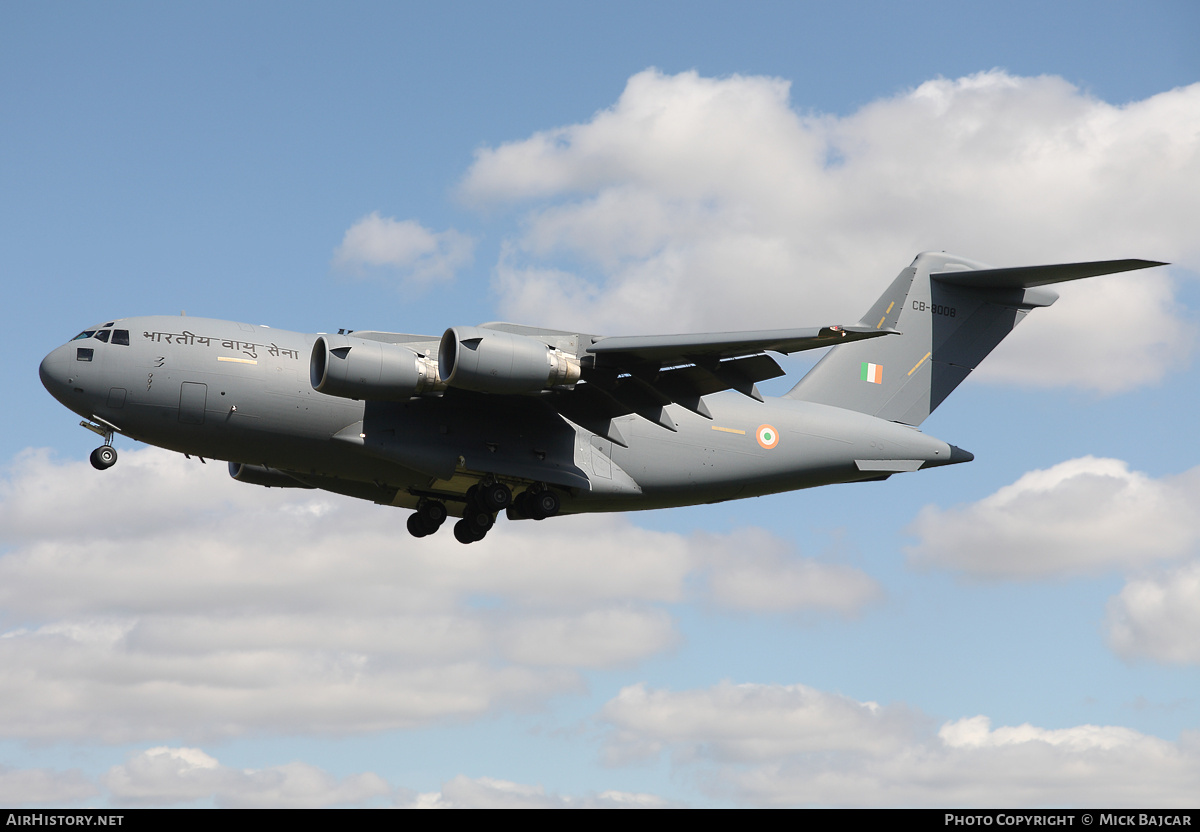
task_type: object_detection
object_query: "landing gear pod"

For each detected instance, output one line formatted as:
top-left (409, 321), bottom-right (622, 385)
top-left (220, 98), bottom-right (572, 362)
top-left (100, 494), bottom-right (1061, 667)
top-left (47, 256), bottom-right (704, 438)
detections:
top-left (228, 462), bottom-right (314, 489)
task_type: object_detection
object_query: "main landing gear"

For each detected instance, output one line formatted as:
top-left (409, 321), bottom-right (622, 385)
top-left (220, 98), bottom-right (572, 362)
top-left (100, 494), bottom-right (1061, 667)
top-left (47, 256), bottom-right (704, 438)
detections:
top-left (405, 481), bottom-right (562, 544)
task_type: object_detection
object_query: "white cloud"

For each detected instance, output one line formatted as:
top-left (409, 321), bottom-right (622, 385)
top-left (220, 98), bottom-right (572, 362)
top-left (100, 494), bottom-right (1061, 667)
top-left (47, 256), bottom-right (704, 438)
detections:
top-left (600, 681), bottom-right (920, 766)
top-left (499, 608), bottom-right (679, 668)
top-left (974, 271), bottom-right (1191, 393)
top-left (1107, 560), bottom-right (1200, 664)
top-left (908, 456), bottom-right (1200, 665)
top-left (333, 212), bottom-right (473, 283)
top-left (693, 529), bottom-right (882, 615)
top-left (401, 775), bottom-right (672, 809)
top-left (0, 765), bottom-right (97, 807)
top-left (0, 447), bottom-right (863, 743)
top-left (460, 69), bottom-right (1200, 391)
top-left (102, 746), bottom-right (390, 808)
top-left (1, 743), bottom-right (673, 808)
top-left (906, 457), bottom-right (1200, 579)
top-left (599, 681), bottom-right (1200, 807)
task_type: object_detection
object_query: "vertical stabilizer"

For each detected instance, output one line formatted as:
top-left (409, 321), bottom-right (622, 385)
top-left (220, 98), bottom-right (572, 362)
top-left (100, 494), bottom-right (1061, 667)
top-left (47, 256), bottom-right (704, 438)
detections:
top-left (785, 253), bottom-right (1163, 425)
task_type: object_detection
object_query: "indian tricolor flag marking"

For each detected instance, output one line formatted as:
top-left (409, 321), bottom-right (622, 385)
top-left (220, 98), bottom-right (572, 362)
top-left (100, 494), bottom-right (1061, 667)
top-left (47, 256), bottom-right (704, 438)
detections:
top-left (860, 362), bottom-right (883, 384)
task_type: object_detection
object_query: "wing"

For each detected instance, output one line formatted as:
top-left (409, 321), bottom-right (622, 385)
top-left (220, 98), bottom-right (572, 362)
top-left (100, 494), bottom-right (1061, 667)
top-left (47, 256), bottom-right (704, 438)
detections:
top-left (586, 323), bottom-right (891, 362)
top-left (553, 323), bottom-right (895, 446)
top-left (346, 320), bottom-right (897, 448)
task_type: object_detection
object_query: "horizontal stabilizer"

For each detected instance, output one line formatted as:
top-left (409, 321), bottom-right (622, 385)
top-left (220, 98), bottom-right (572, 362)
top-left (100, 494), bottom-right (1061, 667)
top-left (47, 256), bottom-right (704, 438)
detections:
top-left (932, 259), bottom-right (1166, 289)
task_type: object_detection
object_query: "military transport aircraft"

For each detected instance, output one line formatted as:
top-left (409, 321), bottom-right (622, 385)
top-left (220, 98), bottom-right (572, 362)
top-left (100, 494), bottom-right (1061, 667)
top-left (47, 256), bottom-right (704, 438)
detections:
top-left (39, 252), bottom-right (1164, 544)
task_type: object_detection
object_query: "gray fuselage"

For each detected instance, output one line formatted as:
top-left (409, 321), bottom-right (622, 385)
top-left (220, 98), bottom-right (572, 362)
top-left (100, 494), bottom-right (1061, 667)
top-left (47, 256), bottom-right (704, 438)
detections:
top-left (39, 315), bottom-right (964, 517)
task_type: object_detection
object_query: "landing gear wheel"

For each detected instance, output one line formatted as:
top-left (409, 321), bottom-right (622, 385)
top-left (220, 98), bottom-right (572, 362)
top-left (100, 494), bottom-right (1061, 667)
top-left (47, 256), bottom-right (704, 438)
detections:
top-left (529, 489), bottom-right (559, 520)
top-left (453, 519), bottom-right (485, 544)
top-left (511, 487), bottom-right (560, 520)
top-left (407, 513), bottom-right (432, 538)
top-left (512, 490), bottom-right (532, 519)
top-left (407, 500), bottom-right (449, 538)
top-left (462, 502), bottom-right (495, 535)
top-left (479, 482), bottom-right (512, 512)
top-left (417, 500), bottom-right (448, 528)
top-left (90, 445), bottom-right (117, 470)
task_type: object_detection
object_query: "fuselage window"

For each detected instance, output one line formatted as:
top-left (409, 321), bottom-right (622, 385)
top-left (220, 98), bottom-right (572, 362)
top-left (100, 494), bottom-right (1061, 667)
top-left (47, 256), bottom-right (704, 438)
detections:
top-left (76, 347), bottom-right (94, 362)
top-left (71, 331), bottom-right (96, 341)
top-left (94, 330), bottom-right (111, 343)
top-left (112, 329), bottom-right (130, 346)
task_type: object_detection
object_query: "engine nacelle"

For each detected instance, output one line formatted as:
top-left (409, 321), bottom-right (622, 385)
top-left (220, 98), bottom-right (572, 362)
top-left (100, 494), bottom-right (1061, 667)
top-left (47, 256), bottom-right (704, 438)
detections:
top-left (438, 327), bottom-right (581, 394)
top-left (311, 334), bottom-right (442, 401)
top-left (228, 462), bottom-right (314, 489)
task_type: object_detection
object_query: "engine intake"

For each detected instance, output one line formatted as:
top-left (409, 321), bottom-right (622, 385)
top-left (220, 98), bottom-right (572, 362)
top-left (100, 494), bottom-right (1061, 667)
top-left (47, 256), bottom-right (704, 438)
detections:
top-left (311, 334), bottom-right (443, 401)
top-left (438, 327), bottom-right (581, 394)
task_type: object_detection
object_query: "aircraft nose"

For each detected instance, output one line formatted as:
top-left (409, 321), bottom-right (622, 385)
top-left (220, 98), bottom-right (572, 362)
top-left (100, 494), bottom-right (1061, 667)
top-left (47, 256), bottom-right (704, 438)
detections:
top-left (39, 344), bottom-right (73, 405)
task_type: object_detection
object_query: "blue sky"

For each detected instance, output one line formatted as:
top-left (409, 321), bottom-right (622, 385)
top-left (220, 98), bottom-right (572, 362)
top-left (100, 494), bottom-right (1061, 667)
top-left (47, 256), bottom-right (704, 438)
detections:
top-left (2, 1), bottom-right (1199, 808)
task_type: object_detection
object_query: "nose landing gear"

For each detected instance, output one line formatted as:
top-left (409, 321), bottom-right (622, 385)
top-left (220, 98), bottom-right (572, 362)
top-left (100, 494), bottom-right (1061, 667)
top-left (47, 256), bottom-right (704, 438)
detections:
top-left (81, 419), bottom-right (118, 470)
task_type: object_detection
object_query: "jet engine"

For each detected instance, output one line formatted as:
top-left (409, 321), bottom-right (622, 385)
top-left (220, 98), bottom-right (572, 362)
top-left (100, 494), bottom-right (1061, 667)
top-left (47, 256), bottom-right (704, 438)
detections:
top-left (311, 334), bottom-right (443, 401)
top-left (438, 327), bottom-right (581, 394)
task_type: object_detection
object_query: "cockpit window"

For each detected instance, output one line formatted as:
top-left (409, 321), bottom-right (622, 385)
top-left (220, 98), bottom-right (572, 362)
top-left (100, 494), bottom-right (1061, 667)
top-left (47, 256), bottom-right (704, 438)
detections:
top-left (76, 347), bottom-right (94, 362)
top-left (112, 329), bottom-right (130, 346)
top-left (72, 331), bottom-right (96, 341)
top-left (94, 330), bottom-right (111, 343)
top-left (103, 322), bottom-right (115, 328)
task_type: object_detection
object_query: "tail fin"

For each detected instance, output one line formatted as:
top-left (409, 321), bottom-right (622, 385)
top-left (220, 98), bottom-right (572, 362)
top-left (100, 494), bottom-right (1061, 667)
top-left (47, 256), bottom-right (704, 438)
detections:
top-left (785, 252), bottom-right (1165, 425)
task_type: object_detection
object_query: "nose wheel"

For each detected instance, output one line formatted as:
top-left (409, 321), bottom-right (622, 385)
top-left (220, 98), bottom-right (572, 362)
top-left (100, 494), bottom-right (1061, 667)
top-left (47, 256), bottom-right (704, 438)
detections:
top-left (90, 445), bottom-right (118, 470)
